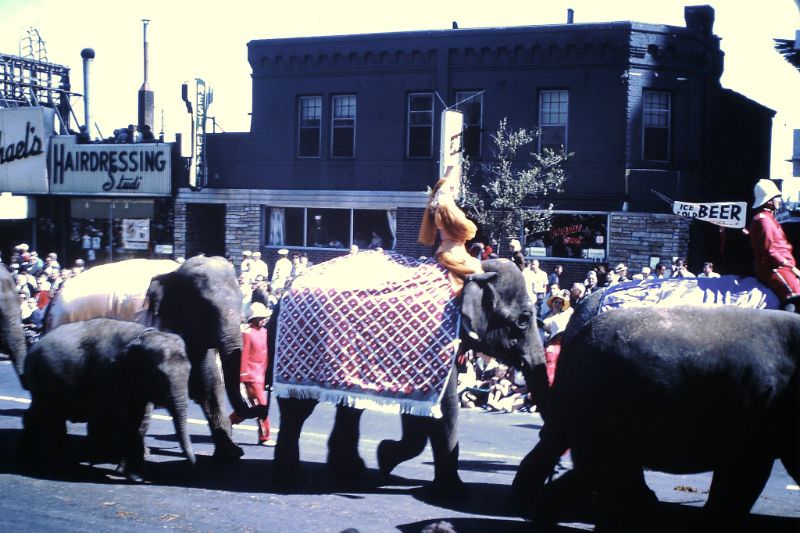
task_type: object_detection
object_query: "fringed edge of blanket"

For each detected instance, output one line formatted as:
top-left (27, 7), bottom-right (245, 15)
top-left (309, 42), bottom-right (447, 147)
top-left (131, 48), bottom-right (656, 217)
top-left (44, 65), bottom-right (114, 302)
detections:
top-left (274, 382), bottom-right (447, 419)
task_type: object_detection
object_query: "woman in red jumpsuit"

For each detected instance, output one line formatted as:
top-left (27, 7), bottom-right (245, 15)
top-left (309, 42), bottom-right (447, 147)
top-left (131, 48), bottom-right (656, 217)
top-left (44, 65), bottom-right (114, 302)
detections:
top-left (749, 179), bottom-right (800, 312)
top-left (229, 302), bottom-right (275, 445)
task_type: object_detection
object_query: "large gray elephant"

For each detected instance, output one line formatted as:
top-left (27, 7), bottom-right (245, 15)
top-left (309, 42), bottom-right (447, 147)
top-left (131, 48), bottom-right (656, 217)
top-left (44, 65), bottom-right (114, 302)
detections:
top-left (22, 318), bottom-right (196, 481)
top-left (513, 305), bottom-right (800, 530)
top-left (0, 267), bottom-right (28, 388)
top-left (271, 259), bottom-right (543, 496)
top-left (144, 255), bottom-right (261, 460)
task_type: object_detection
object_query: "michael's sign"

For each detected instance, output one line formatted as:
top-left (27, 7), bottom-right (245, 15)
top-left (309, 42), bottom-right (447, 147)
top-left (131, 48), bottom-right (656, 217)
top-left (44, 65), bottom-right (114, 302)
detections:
top-left (49, 136), bottom-right (171, 196)
top-left (0, 107), bottom-right (53, 194)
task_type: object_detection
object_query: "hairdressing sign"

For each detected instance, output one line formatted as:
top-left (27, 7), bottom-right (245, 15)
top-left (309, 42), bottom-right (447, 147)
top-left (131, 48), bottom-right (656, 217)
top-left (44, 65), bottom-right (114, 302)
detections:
top-left (0, 107), bottom-right (53, 194)
top-left (672, 200), bottom-right (746, 228)
top-left (49, 136), bottom-right (171, 196)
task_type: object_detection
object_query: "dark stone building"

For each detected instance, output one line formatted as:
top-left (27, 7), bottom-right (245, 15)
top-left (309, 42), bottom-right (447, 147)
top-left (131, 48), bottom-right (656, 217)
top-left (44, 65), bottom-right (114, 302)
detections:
top-left (175, 5), bottom-right (773, 282)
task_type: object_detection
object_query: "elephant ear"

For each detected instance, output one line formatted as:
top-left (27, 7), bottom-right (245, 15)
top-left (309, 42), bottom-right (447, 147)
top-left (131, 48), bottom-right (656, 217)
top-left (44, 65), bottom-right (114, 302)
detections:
top-left (461, 271), bottom-right (499, 343)
top-left (144, 275), bottom-right (168, 327)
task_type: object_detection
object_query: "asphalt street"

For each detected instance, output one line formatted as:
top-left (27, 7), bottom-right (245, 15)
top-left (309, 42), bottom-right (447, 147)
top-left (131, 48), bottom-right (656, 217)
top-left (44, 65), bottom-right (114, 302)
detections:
top-left (0, 359), bottom-right (797, 532)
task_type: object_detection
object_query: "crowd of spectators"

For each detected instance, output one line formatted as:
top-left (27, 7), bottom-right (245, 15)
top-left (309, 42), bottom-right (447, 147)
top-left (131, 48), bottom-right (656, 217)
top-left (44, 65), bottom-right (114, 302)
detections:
top-left (1, 243), bottom-right (89, 337)
top-left (238, 249), bottom-right (312, 322)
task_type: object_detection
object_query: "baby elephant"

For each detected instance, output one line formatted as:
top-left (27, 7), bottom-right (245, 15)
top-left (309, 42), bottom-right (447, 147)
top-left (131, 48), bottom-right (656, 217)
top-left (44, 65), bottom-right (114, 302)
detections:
top-left (22, 318), bottom-right (196, 481)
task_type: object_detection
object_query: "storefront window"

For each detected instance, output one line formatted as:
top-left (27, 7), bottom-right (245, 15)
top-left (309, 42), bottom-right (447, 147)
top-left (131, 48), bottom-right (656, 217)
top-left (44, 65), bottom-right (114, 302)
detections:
top-left (524, 212), bottom-right (607, 261)
top-left (69, 198), bottom-right (156, 264)
top-left (265, 206), bottom-right (396, 250)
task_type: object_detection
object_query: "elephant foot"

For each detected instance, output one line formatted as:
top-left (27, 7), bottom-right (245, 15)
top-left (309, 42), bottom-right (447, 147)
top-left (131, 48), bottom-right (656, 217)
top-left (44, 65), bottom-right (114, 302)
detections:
top-left (212, 440), bottom-right (245, 462)
top-left (427, 476), bottom-right (469, 501)
top-left (377, 440), bottom-right (401, 475)
top-left (327, 452), bottom-right (366, 478)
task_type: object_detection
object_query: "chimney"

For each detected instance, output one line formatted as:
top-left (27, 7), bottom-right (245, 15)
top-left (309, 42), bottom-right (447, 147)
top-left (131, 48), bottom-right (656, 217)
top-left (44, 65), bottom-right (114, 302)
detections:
top-left (80, 48), bottom-right (95, 135)
top-left (567, 8), bottom-right (574, 24)
top-left (684, 5), bottom-right (715, 37)
top-left (138, 19), bottom-right (155, 132)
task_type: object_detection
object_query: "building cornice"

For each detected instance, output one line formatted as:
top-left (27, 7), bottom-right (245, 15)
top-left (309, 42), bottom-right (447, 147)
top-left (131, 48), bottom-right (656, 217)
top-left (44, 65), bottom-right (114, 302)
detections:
top-left (176, 188), bottom-right (428, 209)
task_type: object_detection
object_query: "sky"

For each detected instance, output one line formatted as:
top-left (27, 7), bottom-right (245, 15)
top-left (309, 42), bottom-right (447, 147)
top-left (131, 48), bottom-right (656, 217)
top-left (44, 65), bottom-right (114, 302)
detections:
top-left (1, 0), bottom-right (799, 184)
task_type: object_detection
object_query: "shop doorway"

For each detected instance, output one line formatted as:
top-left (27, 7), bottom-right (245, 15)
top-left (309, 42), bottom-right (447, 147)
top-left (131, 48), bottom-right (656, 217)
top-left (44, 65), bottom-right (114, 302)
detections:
top-left (185, 204), bottom-right (225, 258)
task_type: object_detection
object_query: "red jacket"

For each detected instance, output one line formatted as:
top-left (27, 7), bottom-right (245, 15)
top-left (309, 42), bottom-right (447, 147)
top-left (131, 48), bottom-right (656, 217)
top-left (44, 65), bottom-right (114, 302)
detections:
top-left (240, 325), bottom-right (268, 385)
top-left (750, 208), bottom-right (796, 277)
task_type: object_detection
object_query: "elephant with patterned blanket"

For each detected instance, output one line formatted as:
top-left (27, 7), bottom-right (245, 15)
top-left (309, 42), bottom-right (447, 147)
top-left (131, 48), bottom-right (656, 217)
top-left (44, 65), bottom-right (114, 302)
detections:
top-left (270, 252), bottom-right (543, 496)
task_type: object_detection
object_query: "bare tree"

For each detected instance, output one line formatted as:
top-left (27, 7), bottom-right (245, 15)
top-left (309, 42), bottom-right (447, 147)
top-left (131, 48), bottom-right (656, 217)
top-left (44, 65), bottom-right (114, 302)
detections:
top-left (459, 118), bottom-right (571, 253)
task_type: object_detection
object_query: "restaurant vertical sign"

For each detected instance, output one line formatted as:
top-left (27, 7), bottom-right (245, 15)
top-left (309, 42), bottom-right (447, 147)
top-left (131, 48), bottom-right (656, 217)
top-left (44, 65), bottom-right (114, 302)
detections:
top-left (0, 107), bottom-right (53, 194)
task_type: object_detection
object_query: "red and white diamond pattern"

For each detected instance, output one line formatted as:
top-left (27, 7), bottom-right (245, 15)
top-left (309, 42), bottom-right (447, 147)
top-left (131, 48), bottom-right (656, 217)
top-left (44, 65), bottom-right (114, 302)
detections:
top-left (275, 251), bottom-right (459, 407)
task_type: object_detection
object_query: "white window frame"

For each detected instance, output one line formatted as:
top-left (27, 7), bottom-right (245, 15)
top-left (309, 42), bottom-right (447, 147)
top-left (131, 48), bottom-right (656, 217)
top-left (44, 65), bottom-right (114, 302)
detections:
top-left (331, 94), bottom-right (356, 158)
top-left (297, 95), bottom-right (321, 158)
top-left (642, 89), bottom-right (671, 162)
top-left (538, 89), bottom-right (569, 153)
top-left (455, 90), bottom-right (484, 159)
top-left (406, 92), bottom-right (434, 158)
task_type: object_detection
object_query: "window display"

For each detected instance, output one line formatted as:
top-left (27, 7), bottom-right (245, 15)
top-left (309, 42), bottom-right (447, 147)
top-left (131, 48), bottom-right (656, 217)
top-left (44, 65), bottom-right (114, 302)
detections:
top-left (524, 212), bottom-right (607, 261)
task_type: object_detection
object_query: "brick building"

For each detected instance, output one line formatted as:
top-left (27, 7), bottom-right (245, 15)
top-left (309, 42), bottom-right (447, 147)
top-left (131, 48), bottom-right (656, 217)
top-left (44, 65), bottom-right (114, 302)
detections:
top-left (173, 5), bottom-right (773, 284)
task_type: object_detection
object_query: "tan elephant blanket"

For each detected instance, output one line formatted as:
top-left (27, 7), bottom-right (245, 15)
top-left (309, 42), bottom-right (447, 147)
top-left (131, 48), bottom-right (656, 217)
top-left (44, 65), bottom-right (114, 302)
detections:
top-left (273, 251), bottom-right (460, 418)
top-left (46, 259), bottom-right (180, 330)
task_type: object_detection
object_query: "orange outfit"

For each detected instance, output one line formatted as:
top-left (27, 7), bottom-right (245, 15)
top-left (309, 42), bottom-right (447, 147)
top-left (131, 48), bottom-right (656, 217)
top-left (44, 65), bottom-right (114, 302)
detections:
top-left (419, 177), bottom-right (484, 292)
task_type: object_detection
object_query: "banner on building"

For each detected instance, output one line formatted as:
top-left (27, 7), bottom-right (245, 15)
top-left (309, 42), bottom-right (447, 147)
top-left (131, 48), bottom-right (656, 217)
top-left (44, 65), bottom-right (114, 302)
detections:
top-left (0, 107), bottom-right (54, 194)
top-left (49, 136), bottom-right (171, 196)
top-left (672, 200), bottom-right (747, 228)
top-left (122, 218), bottom-right (150, 250)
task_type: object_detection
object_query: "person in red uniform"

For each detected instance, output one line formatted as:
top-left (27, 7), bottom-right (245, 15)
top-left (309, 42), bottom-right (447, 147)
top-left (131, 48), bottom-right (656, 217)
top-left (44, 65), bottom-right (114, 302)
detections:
top-left (749, 179), bottom-right (800, 312)
top-left (229, 302), bottom-right (275, 445)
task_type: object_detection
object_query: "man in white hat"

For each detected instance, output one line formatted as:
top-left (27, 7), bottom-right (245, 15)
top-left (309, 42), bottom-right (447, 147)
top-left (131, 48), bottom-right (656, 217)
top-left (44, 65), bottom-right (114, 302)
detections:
top-left (271, 248), bottom-right (293, 291)
top-left (240, 251), bottom-right (254, 284)
top-left (750, 178), bottom-right (800, 311)
top-left (250, 251), bottom-right (269, 280)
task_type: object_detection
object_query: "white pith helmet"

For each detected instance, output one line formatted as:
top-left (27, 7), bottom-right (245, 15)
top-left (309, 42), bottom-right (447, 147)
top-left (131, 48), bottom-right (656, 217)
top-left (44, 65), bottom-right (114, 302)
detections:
top-left (753, 179), bottom-right (781, 208)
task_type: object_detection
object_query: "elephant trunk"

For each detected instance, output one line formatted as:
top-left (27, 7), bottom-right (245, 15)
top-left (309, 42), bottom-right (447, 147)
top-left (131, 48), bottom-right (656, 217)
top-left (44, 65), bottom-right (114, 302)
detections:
top-left (168, 387), bottom-right (196, 465)
top-left (1, 313), bottom-right (29, 389)
top-left (219, 326), bottom-right (253, 418)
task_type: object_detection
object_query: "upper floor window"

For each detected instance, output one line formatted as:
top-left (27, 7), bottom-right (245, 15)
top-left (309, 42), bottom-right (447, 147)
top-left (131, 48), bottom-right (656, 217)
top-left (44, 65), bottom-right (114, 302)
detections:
top-left (539, 90), bottom-right (569, 152)
top-left (298, 96), bottom-right (321, 157)
top-left (331, 95), bottom-right (356, 158)
top-left (455, 91), bottom-right (483, 160)
top-left (407, 93), bottom-right (434, 158)
top-left (642, 90), bottom-right (671, 161)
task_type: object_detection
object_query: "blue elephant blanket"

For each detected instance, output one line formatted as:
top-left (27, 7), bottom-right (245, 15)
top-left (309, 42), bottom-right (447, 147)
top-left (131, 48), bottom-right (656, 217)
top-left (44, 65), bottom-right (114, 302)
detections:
top-left (598, 275), bottom-right (780, 313)
top-left (273, 251), bottom-right (460, 418)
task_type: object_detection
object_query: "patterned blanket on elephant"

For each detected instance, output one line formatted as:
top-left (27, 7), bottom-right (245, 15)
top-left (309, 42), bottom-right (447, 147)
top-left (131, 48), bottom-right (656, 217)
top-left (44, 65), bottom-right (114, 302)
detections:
top-left (273, 251), bottom-right (460, 418)
top-left (599, 275), bottom-right (780, 313)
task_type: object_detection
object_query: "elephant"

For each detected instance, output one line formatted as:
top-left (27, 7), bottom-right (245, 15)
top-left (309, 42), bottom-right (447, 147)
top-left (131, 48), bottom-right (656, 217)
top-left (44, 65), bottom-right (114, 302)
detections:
top-left (0, 267), bottom-right (28, 388)
top-left (271, 258), bottom-right (543, 496)
top-left (143, 255), bottom-right (262, 460)
top-left (21, 318), bottom-right (196, 481)
top-left (513, 305), bottom-right (800, 530)
top-left (44, 256), bottom-right (258, 460)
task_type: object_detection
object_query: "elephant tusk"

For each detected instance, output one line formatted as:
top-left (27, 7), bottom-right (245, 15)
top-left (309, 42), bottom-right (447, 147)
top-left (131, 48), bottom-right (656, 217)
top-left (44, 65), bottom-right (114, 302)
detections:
top-left (467, 331), bottom-right (480, 341)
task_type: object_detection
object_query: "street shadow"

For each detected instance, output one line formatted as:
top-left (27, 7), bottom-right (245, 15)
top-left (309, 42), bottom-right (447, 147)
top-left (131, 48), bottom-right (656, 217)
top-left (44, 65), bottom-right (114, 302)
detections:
top-left (428, 458), bottom-right (520, 475)
top-left (0, 408), bottom-right (27, 418)
top-left (513, 423), bottom-right (544, 431)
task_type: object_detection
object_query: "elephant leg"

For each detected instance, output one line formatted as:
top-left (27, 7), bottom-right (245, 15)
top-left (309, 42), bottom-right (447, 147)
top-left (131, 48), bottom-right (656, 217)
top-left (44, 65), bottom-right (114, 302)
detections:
top-left (428, 365), bottom-right (465, 497)
top-left (138, 402), bottom-right (153, 459)
top-left (705, 457), bottom-right (774, 526)
top-left (119, 405), bottom-right (148, 483)
top-left (190, 348), bottom-right (243, 461)
top-left (273, 397), bottom-right (317, 484)
top-left (593, 467), bottom-right (657, 533)
top-left (512, 426), bottom-right (570, 519)
top-left (377, 413), bottom-right (428, 476)
top-left (327, 405), bottom-right (366, 476)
